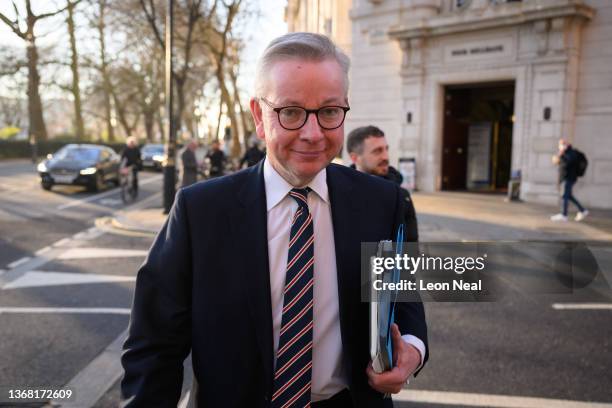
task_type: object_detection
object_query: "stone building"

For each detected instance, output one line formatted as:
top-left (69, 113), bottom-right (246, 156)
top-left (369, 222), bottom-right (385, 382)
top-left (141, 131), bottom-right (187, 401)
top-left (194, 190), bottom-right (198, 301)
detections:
top-left (285, 0), bottom-right (612, 209)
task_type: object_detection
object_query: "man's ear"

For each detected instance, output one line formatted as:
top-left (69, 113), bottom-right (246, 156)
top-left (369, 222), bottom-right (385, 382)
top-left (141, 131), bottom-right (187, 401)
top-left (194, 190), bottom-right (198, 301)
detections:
top-left (349, 151), bottom-right (359, 165)
top-left (250, 98), bottom-right (265, 140)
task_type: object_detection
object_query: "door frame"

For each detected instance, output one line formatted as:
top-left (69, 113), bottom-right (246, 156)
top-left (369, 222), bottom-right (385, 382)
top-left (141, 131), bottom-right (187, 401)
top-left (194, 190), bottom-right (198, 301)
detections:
top-left (424, 68), bottom-right (525, 192)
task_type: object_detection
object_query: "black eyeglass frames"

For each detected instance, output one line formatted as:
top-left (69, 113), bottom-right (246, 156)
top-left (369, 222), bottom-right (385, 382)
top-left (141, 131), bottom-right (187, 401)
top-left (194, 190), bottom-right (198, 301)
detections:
top-left (259, 97), bottom-right (350, 131)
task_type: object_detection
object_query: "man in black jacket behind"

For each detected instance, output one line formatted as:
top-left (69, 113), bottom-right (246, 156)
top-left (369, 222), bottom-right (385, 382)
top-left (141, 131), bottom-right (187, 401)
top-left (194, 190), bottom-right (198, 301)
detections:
top-left (347, 125), bottom-right (419, 242)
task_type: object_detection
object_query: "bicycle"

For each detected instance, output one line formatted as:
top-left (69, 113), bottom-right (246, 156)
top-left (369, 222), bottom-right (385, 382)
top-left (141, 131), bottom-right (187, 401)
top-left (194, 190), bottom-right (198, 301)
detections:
top-left (120, 165), bottom-right (138, 204)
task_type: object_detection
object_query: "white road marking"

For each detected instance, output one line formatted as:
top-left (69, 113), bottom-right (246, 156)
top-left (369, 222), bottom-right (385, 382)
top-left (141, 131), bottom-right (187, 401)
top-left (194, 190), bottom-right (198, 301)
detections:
top-left (395, 389), bottom-right (612, 408)
top-left (55, 329), bottom-right (128, 408)
top-left (73, 231), bottom-right (87, 240)
top-left (57, 247), bottom-right (148, 260)
top-left (35, 246), bottom-right (51, 256)
top-left (7, 257), bottom-right (31, 269)
top-left (0, 307), bottom-right (131, 315)
top-left (0, 201), bottom-right (45, 219)
top-left (53, 238), bottom-right (71, 247)
top-left (552, 303), bottom-right (612, 310)
top-left (56, 188), bottom-right (121, 211)
top-left (2, 271), bottom-right (135, 290)
top-left (99, 198), bottom-right (123, 206)
top-left (56, 175), bottom-right (161, 211)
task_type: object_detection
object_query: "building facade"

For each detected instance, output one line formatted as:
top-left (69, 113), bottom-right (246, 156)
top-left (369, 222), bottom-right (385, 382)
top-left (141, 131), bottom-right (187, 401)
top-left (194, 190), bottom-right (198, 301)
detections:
top-left (285, 0), bottom-right (612, 209)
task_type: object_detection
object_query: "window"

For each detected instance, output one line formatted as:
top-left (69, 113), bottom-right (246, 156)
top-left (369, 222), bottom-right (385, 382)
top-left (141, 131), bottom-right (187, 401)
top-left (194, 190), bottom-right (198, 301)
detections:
top-left (455, 0), bottom-right (471, 9)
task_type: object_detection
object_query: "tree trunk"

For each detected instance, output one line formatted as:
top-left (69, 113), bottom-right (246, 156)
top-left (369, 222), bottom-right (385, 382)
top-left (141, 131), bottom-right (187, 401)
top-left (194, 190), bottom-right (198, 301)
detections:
top-left (111, 89), bottom-right (136, 138)
top-left (156, 104), bottom-right (164, 143)
top-left (26, 41), bottom-right (47, 141)
top-left (215, 95), bottom-right (223, 143)
top-left (216, 69), bottom-right (240, 158)
top-left (175, 77), bottom-right (185, 141)
top-left (229, 67), bottom-right (251, 150)
top-left (67, 1), bottom-right (85, 140)
top-left (144, 108), bottom-right (154, 142)
top-left (97, 0), bottom-right (114, 142)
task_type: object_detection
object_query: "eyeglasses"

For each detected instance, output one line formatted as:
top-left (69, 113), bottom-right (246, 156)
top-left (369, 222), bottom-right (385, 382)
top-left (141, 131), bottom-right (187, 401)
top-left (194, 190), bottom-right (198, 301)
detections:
top-left (259, 97), bottom-right (350, 131)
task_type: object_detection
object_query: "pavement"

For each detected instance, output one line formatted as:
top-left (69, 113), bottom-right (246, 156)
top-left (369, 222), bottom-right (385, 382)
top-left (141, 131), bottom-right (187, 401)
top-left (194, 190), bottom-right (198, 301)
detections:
top-left (106, 190), bottom-right (612, 242)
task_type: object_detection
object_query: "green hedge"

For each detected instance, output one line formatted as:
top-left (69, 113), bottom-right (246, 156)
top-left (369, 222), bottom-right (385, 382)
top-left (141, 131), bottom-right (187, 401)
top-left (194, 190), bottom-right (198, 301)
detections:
top-left (0, 140), bottom-right (129, 160)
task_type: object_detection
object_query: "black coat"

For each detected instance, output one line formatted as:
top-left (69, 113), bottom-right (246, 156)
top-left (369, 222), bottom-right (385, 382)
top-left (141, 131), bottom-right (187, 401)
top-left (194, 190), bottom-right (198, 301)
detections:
top-left (383, 166), bottom-right (419, 242)
top-left (121, 146), bottom-right (142, 168)
top-left (559, 146), bottom-right (579, 183)
top-left (349, 164), bottom-right (419, 242)
top-left (121, 162), bottom-right (428, 407)
top-left (240, 146), bottom-right (266, 168)
top-left (207, 150), bottom-right (226, 176)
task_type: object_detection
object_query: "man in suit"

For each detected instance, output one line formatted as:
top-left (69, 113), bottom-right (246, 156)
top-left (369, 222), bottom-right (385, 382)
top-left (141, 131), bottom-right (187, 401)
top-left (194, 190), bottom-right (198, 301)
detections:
top-left (346, 125), bottom-right (419, 242)
top-left (121, 32), bottom-right (427, 407)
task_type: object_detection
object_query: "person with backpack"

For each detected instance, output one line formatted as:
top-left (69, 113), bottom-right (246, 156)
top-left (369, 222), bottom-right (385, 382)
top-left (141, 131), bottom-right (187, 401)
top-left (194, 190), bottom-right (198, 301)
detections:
top-left (551, 138), bottom-right (589, 222)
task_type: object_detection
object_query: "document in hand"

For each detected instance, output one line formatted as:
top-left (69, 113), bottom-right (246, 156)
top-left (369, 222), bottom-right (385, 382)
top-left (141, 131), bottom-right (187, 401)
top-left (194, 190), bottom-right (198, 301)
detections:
top-left (370, 225), bottom-right (404, 374)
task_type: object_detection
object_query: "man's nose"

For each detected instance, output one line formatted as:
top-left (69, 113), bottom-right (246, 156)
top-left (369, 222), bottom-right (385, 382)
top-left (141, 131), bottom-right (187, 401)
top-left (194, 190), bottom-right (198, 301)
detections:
top-left (381, 149), bottom-right (389, 161)
top-left (300, 113), bottom-right (325, 142)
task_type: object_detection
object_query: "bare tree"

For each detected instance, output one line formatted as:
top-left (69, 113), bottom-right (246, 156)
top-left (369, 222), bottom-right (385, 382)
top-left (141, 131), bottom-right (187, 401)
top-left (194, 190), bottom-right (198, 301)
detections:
top-left (139, 0), bottom-right (218, 137)
top-left (0, 1), bottom-right (70, 141)
top-left (66, 0), bottom-right (85, 139)
top-left (93, 0), bottom-right (115, 141)
top-left (202, 0), bottom-right (243, 157)
top-left (227, 40), bottom-right (252, 148)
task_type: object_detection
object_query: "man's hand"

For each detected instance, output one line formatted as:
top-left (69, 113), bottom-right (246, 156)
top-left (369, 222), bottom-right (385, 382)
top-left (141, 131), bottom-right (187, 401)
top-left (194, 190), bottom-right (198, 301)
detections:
top-left (366, 323), bottom-right (421, 394)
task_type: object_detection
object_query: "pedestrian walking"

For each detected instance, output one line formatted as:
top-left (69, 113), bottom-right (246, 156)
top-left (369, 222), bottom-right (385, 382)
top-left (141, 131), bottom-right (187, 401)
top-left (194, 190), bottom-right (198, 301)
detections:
top-left (180, 139), bottom-right (199, 187)
top-left (550, 138), bottom-right (589, 222)
top-left (206, 140), bottom-right (226, 178)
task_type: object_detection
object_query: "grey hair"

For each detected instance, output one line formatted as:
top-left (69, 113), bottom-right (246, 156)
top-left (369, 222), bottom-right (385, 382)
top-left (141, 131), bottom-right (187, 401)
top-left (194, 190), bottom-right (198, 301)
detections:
top-left (254, 32), bottom-right (350, 97)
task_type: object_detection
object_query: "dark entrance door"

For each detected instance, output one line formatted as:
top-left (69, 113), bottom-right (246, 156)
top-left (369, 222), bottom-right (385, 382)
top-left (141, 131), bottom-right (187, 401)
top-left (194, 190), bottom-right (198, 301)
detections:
top-left (441, 82), bottom-right (515, 192)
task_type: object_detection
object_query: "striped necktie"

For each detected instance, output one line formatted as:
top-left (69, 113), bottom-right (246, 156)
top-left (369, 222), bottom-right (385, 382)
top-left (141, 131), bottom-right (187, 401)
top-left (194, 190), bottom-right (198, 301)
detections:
top-left (272, 187), bottom-right (314, 408)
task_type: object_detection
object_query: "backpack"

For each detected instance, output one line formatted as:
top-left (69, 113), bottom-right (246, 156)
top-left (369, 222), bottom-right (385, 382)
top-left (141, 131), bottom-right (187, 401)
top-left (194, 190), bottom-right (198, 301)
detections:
top-left (574, 149), bottom-right (588, 177)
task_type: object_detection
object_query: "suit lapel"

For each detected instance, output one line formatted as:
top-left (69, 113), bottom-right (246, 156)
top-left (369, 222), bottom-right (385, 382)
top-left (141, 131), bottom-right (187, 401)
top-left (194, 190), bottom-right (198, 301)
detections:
top-left (230, 162), bottom-right (274, 392)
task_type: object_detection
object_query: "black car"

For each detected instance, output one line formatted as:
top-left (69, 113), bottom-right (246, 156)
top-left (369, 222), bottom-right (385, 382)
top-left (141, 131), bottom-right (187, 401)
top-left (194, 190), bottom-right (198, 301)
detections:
top-left (141, 143), bottom-right (165, 171)
top-left (37, 144), bottom-right (121, 192)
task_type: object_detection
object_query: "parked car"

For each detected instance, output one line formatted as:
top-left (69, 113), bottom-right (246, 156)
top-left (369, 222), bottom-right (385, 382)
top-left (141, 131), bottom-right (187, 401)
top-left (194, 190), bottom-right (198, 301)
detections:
top-left (37, 144), bottom-right (121, 192)
top-left (141, 143), bottom-right (165, 171)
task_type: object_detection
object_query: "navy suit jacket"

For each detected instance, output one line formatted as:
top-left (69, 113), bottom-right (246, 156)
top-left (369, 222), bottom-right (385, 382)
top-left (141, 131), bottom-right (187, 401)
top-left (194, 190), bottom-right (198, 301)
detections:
top-left (121, 161), bottom-right (428, 407)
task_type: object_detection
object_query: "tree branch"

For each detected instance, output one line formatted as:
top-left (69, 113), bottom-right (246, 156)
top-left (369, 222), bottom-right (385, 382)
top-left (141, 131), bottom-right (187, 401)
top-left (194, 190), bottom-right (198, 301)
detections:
top-left (0, 12), bottom-right (25, 39)
top-left (139, 0), bottom-right (165, 49)
top-left (34, 1), bottom-right (79, 23)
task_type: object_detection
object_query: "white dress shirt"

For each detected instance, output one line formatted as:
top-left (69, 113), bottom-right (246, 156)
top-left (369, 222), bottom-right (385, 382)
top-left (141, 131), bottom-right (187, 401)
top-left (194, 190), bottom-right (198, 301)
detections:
top-left (263, 159), bottom-right (425, 402)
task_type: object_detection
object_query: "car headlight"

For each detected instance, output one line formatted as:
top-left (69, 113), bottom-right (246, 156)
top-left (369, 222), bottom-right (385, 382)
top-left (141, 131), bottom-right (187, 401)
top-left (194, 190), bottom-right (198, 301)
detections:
top-left (153, 155), bottom-right (165, 162)
top-left (37, 162), bottom-right (47, 172)
top-left (80, 167), bottom-right (97, 175)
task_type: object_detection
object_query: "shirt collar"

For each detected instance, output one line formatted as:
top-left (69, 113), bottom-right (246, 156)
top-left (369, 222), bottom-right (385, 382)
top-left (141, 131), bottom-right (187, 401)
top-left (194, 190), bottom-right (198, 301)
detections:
top-left (263, 157), bottom-right (329, 211)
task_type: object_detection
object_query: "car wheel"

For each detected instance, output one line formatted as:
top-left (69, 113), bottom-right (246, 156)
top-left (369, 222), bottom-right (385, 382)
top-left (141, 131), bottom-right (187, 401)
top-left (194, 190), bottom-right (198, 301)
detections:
top-left (41, 181), bottom-right (53, 191)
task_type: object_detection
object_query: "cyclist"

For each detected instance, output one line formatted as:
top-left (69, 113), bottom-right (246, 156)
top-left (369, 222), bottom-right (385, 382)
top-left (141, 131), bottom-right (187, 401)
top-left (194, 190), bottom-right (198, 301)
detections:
top-left (120, 136), bottom-right (142, 194)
